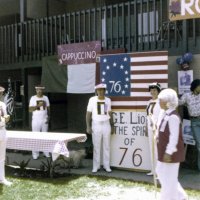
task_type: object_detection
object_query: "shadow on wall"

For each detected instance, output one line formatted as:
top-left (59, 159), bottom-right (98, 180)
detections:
top-left (66, 93), bottom-right (94, 133)
top-left (48, 93), bottom-right (94, 133)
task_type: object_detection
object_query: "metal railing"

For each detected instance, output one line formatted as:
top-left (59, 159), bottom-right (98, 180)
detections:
top-left (0, 0), bottom-right (200, 65)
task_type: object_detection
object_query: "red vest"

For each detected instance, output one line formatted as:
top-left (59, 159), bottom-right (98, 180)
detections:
top-left (157, 110), bottom-right (185, 163)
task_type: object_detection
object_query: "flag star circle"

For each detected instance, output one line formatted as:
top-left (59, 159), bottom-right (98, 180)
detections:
top-left (103, 58), bottom-right (107, 63)
top-left (113, 62), bottom-right (117, 67)
top-left (122, 90), bottom-right (125, 94)
top-left (124, 70), bottom-right (128, 74)
top-left (124, 57), bottom-right (128, 61)
top-left (125, 84), bottom-right (129, 88)
top-left (126, 77), bottom-right (129, 81)
top-left (106, 65), bottom-right (110, 70)
top-left (120, 65), bottom-right (124, 69)
top-left (101, 78), bottom-right (105, 82)
top-left (102, 71), bottom-right (106, 75)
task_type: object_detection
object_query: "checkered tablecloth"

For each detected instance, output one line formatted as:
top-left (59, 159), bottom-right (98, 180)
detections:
top-left (6, 131), bottom-right (87, 161)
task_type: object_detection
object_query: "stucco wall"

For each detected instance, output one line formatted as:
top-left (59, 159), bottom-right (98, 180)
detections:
top-left (27, 0), bottom-right (67, 19)
top-left (0, 0), bottom-right (19, 17)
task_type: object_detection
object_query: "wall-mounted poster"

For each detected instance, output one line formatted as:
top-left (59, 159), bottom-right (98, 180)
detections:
top-left (178, 70), bottom-right (193, 95)
top-left (182, 119), bottom-right (195, 145)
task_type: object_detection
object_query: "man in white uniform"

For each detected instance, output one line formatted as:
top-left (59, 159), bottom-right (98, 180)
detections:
top-left (29, 85), bottom-right (50, 159)
top-left (0, 86), bottom-right (12, 186)
top-left (86, 83), bottom-right (114, 173)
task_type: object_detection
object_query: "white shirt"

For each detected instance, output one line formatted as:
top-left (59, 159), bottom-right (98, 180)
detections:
top-left (179, 92), bottom-right (200, 117)
top-left (87, 96), bottom-right (111, 121)
top-left (29, 95), bottom-right (50, 120)
top-left (0, 101), bottom-right (7, 127)
top-left (159, 108), bottom-right (180, 155)
top-left (146, 98), bottom-right (161, 126)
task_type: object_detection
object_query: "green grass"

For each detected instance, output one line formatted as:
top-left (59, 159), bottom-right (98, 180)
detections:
top-left (0, 175), bottom-right (200, 200)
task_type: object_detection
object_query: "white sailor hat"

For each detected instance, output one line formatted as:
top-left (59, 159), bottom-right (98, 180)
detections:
top-left (94, 83), bottom-right (107, 90)
top-left (0, 86), bottom-right (5, 92)
top-left (148, 82), bottom-right (161, 92)
top-left (35, 85), bottom-right (45, 90)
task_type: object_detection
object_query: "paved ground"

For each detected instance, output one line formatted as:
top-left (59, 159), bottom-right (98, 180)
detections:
top-left (6, 150), bottom-right (200, 191)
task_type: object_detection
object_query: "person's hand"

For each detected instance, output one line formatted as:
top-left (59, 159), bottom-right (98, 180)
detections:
top-left (86, 126), bottom-right (92, 134)
top-left (4, 115), bottom-right (10, 123)
top-left (111, 125), bottom-right (115, 135)
top-left (45, 116), bottom-right (50, 124)
top-left (144, 125), bottom-right (148, 137)
top-left (163, 153), bottom-right (172, 163)
top-left (154, 134), bottom-right (158, 143)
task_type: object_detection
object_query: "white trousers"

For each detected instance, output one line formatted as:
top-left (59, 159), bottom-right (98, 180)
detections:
top-left (148, 127), bottom-right (157, 173)
top-left (92, 120), bottom-right (111, 170)
top-left (32, 118), bottom-right (50, 158)
top-left (0, 128), bottom-right (7, 181)
top-left (156, 161), bottom-right (188, 200)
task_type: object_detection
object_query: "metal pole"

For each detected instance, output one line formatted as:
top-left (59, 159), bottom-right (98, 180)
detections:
top-left (20, 0), bottom-right (27, 22)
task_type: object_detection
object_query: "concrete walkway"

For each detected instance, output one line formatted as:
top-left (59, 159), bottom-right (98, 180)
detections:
top-left (6, 151), bottom-right (200, 191)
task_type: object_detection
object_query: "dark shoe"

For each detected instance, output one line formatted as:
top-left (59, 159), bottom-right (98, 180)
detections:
top-left (103, 168), bottom-right (112, 173)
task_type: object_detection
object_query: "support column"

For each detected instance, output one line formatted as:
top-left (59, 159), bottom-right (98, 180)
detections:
top-left (182, 20), bottom-right (188, 53)
top-left (20, 0), bottom-right (27, 22)
top-left (21, 68), bottom-right (29, 128)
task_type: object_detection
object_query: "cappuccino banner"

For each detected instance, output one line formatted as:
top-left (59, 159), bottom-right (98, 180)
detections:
top-left (57, 41), bottom-right (101, 65)
top-left (169, 0), bottom-right (200, 21)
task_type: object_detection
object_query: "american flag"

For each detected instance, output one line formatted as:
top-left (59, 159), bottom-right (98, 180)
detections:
top-left (100, 51), bottom-right (168, 110)
top-left (4, 78), bottom-right (14, 115)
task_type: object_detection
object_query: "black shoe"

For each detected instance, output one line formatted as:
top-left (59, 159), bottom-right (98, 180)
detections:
top-left (103, 168), bottom-right (112, 173)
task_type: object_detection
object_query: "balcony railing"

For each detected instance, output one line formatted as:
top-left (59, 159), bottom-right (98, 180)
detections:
top-left (0, 0), bottom-right (200, 65)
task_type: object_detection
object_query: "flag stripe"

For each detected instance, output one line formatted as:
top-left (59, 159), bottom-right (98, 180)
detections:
top-left (130, 51), bottom-right (168, 57)
top-left (131, 61), bottom-right (168, 66)
top-left (112, 101), bottom-right (149, 106)
top-left (110, 51), bottom-right (168, 110)
top-left (131, 65), bottom-right (168, 71)
top-left (131, 83), bottom-right (168, 88)
top-left (130, 92), bottom-right (151, 97)
top-left (131, 74), bottom-right (168, 79)
top-left (131, 70), bottom-right (168, 74)
top-left (131, 88), bottom-right (151, 92)
top-left (110, 97), bottom-right (150, 101)
top-left (111, 106), bottom-right (147, 110)
top-left (131, 79), bottom-right (168, 83)
top-left (131, 56), bottom-right (168, 62)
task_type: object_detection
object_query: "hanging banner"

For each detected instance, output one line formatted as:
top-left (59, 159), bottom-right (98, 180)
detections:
top-left (57, 41), bottom-right (101, 65)
top-left (42, 41), bottom-right (101, 93)
top-left (169, 0), bottom-right (200, 21)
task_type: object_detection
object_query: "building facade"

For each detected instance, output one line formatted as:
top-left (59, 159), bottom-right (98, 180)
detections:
top-left (0, 0), bottom-right (199, 136)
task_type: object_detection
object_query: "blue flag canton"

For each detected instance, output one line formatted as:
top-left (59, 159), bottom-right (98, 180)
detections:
top-left (100, 54), bottom-right (131, 96)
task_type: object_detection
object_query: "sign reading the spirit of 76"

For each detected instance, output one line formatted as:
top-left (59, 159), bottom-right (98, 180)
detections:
top-left (110, 111), bottom-right (151, 171)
